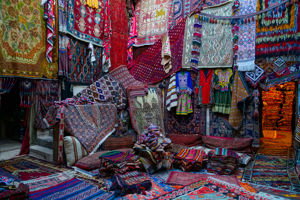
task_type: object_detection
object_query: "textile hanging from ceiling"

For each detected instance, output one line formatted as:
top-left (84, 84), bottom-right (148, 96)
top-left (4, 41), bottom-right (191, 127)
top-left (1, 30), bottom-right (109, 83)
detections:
top-left (63, 104), bottom-right (117, 153)
top-left (229, 72), bottom-right (249, 130)
top-left (129, 19), bottom-right (185, 84)
top-left (0, 0), bottom-right (57, 78)
top-left (182, 16), bottom-right (195, 69)
top-left (255, 0), bottom-right (300, 58)
top-left (58, 35), bottom-right (69, 78)
top-left (134, 0), bottom-right (172, 46)
top-left (164, 71), bottom-right (206, 135)
top-left (66, 0), bottom-right (104, 46)
top-left (236, 0), bottom-right (257, 71)
top-left (69, 37), bottom-right (102, 84)
top-left (171, 0), bottom-right (201, 26)
top-left (76, 74), bottom-right (127, 110)
top-left (110, 65), bottom-right (144, 91)
top-left (128, 86), bottom-right (165, 135)
top-left (109, 0), bottom-right (128, 70)
top-left (197, 1), bottom-right (233, 68)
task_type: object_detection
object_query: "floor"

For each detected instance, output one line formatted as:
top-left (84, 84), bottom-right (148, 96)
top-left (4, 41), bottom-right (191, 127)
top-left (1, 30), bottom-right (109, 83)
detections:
top-left (0, 139), bottom-right (21, 161)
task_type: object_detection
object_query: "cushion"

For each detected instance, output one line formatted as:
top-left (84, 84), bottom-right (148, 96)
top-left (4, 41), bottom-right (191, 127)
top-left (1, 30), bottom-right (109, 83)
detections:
top-left (167, 134), bottom-right (202, 147)
top-left (75, 148), bottom-right (133, 171)
top-left (64, 136), bottom-right (88, 166)
top-left (102, 135), bottom-right (135, 150)
top-left (202, 136), bottom-right (253, 153)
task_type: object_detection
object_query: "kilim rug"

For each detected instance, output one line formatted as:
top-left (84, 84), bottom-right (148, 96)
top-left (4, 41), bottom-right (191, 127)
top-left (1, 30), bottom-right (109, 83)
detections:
top-left (128, 86), bottom-right (165, 135)
top-left (154, 177), bottom-right (284, 200)
top-left (134, 0), bottom-right (172, 46)
top-left (0, 156), bottom-right (68, 181)
top-left (63, 104), bottom-right (117, 153)
top-left (29, 177), bottom-right (116, 200)
top-left (66, 0), bottom-right (105, 46)
top-left (242, 147), bottom-right (300, 192)
top-left (255, 0), bottom-right (300, 58)
top-left (0, 0), bottom-right (57, 78)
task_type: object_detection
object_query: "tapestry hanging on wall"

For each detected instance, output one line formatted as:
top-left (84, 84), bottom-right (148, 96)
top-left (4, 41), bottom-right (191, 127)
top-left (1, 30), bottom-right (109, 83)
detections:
top-left (134, 0), bottom-right (172, 46)
top-left (255, 0), bottom-right (300, 58)
top-left (128, 86), bottom-right (165, 135)
top-left (236, 0), bottom-right (257, 71)
top-left (196, 1), bottom-right (233, 68)
top-left (0, 0), bottom-right (58, 78)
top-left (66, 0), bottom-right (105, 46)
top-left (69, 37), bottom-right (103, 84)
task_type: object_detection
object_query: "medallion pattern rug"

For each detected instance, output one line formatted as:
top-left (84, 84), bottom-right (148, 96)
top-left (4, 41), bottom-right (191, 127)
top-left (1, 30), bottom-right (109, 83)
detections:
top-left (243, 147), bottom-right (300, 192)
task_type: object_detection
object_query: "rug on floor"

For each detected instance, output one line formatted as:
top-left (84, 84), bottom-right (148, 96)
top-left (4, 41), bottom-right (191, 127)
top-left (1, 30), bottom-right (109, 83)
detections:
top-left (29, 177), bottom-right (116, 200)
top-left (0, 156), bottom-right (69, 181)
top-left (154, 177), bottom-right (284, 200)
top-left (242, 147), bottom-right (300, 192)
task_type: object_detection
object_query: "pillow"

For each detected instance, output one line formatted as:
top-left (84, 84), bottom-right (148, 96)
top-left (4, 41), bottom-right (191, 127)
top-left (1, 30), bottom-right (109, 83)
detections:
top-left (202, 136), bottom-right (253, 153)
top-left (102, 135), bottom-right (135, 150)
top-left (75, 148), bottom-right (133, 171)
top-left (64, 136), bottom-right (88, 166)
top-left (167, 134), bottom-right (202, 147)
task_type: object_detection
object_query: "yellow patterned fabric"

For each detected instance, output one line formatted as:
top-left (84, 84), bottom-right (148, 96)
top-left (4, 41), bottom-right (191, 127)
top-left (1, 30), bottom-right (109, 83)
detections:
top-left (229, 72), bottom-right (249, 129)
top-left (0, 0), bottom-right (58, 78)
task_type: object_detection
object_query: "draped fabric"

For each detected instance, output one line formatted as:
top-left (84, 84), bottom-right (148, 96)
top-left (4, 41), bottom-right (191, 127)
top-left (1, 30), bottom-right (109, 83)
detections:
top-left (0, 0), bottom-right (58, 78)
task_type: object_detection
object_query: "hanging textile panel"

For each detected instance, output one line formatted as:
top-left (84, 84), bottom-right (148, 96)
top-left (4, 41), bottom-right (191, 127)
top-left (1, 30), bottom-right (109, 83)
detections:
top-left (64, 104), bottom-right (117, 153)
top-left (197, 1), bottom-right (233, 68)
top-left (171, 0), bottom-right (201, 26)
top-left (255, 0), bottom-right (300, 58)
top-left (0, 0), bottom-right (57, 78)
top-left (134, 0), bottom-right (172, 46)
top-left (69, 37), bottom-right (102, 84)
top-left (164, 71), bottom-right (206, 135)
top-left (109, 0), bottom-right (128, 70)
top-left (66, 0), bottom-right (104, 46)
top-left (129, 19), bottom-right (185, 84)
top-left (181, 15), bottom-right (195, 69)
top-left (236, 0), bottom-right (257, 71)
top-left (128, 86), bottom-right (165, 135)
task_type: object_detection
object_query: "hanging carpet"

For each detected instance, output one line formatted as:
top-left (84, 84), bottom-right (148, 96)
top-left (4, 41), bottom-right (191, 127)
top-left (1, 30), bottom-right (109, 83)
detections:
top-left (0, 0), bottom-right (58, 78)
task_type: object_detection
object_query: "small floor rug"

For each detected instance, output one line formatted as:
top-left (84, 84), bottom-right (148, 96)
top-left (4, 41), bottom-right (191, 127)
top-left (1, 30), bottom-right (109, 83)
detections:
top-left (0, 156), bottom-right (68, 181)
top-left (154, 177), bottom-right (284, 200)
top-left (243, 147), bottom-right (300, 192)
top-left (29, 177), bottom-right (116, 200)
top-left (166, 171), bottom-right (240, 186)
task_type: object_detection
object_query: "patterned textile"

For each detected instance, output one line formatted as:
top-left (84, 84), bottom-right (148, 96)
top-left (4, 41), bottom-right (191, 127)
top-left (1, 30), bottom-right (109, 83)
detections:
top-left (245, 64), bottom-right (265, 87)
top-left (134, 0), bottom-right (172, 46)
top-left (77, 74), bottom-right (127, 110)
top-left (0, 0), bottom-right (57, 78)
top-left (0, 182), bottom-right (29, 200)
top-left (111, 171), bottom-right (152, 196)
top-left (128, 86), bottom-right (165, 135)
top-left (174, 149), bottom-right (205, 171)
top-left (63, 136), bottom-right (88, 166)
top-left (110, 0), bottom-right (128, 70)
top-left (23, 171), bottom-right (75, 192)
top-left (182, 16), bottom-right (195, 69)
top-left (0, 156), bottom-right (66, 181)
top-left (212, 69), bottom-right (233, 114)
top-left (295, 116), bottom-right (300, 149)
top-left (69, 37), bottom-right (103, 84)
top-left (66, 0), bottom-right (104, 46)
top-left (164, 71), bottom-right (206, 134)
top-left (237, 0), bottom-right (257, 71)
top-left (243, 148), bottom-right (300, 192)
top-left (34, 80), bottom-right (60, 129)
top-left (156, 178), bottom-right (280, 200)
top-left (129, 19), bottom-right (185, 84)
top-left (44, 0), bottom-right (56, 63)
top-left (110, 65), bottom-right (144, 90)
top-left (58, 35), bottom-right (69, 78)
top-left (255, 0), bottom-right (300, 58)
top-left (229, 72), bottom-right (249, 129)
top-left (161, 35), bottom-right (172, 73)
top-left (195, 69), bottom-right (214, 105)
top-left (63, 104), bottom-right (117, 153)
top-left (209, 112), bottom-right (235, 137)
top-left (29, 177), bottom-right (116, 200)
top-left (175, 71), bottom-right (193, 115)
top-left (165, 73), bottom-right (178, 111)
top-left (197, 1), bottom-right (233, 68)
top-left (171, 0), bottom-right (200, 26)
top-left (19, 79), bottom-right (36, 108)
